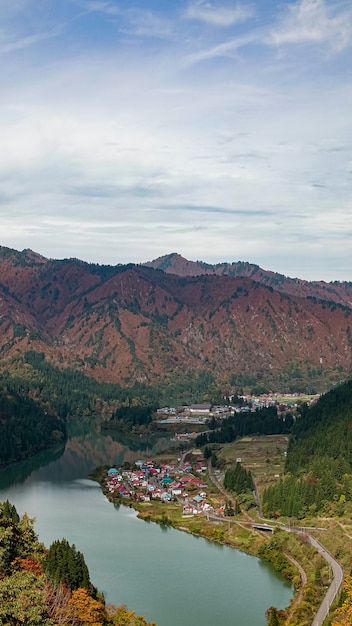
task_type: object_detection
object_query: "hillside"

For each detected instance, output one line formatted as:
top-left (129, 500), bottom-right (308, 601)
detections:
top-left (0, 500), bottom-right (156, 625)
top-left (262, 380), bottom-right (352, 518)
top-left (144, 252), bottom-right (352, 306)
top-left (0, 245), bottom-right (352, 391)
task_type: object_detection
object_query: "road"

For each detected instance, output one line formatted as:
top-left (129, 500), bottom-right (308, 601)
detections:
top-left (304, 533), bottom-right (344, 626)
top-left (207, 464), bottom-right (344, 625)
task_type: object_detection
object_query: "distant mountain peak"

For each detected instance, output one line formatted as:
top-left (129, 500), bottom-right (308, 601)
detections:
top-left (0, 244), bottom-right (351, 391)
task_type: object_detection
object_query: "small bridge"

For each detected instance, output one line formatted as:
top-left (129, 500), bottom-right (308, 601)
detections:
top-left (251, 523), bottom-right (274, 532)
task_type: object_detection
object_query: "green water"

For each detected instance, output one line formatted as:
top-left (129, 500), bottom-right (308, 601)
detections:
top-left (0, 420), bottom-right (293, 625)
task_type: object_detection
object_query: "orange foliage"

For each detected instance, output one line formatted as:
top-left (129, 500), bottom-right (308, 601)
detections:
top-left (332, 574), bottom-right (352, 625)
top-left (12, 556), bottom-right (43, 576)
top-left (68, 587), bottom-right (105, 626)
top-left (106, 604), bottom-right (157, 626)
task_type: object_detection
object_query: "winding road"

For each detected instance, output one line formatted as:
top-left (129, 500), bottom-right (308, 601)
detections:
top-left (207, 460), bottom-right (344, 626)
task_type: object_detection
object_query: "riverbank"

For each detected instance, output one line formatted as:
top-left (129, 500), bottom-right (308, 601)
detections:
top-left (90, 460), bottom-right (333, 626)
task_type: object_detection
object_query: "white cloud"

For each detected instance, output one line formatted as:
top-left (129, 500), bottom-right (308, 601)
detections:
top-left (120, 9), bottom-right (173, 39)
top-left (0, 1), bottom-right (351, 279)
top-left (183, 32), bottom-right (257, 64)
top-left (186, 1), bottom-right (255, 26)
top-left (0, 28), bottom-right (61, 54)
top-left (78, 1), bottom-right (120, 15)
top-left (269, 0), bottom-right (352, 51)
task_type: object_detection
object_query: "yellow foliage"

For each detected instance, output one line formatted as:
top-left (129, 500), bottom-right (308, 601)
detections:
top-left (106, 603), bottom-right (157, 625)
top-left (68, 587), bottom-right (105, 625)
top-left (332, 574), bottom-right (352, 625)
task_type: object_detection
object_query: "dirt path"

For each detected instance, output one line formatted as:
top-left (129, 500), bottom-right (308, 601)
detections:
top-left (284, 551), bottom-right (307, 619)
top-left (337, 521), bottom-right (352, 540)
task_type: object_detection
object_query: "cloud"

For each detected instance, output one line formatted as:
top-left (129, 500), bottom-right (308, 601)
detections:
top-left (268, 0), bottom-right (352, 51)
top-left (183, 32), bottom-right (257, 64)
top-left (186, 1), bottom-right (255, 27)
top-left (119, 9), bottom-right (174, 39)
top-left (76, 1), bottom-right (120, 15)
top-left (0, 28), bottom-right (61, 54)
top-left (0, 1), bottom-right (351, 279)
top-left (185, 0), bottom-right (352, 66)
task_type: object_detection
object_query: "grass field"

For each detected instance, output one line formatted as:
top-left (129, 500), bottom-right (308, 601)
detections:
top-left (217, 434), bottom-right (289, 496)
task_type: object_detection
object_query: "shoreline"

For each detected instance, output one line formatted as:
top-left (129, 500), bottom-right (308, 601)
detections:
top-left (91, 467), bottom-right (309, 621)
top-left (90, 448), bottom-right (343, 626)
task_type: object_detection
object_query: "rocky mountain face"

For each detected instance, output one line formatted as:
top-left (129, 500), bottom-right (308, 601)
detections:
top-left (144, 253), bottom-right (352, 306)
top-left (0, 246), bottom-right (351, 390)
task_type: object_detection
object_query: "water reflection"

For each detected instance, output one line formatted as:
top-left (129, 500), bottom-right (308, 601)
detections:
top-left (0, 418), bottom-right (293, 626)
top-left (0, 418), bottom-right (178, 489)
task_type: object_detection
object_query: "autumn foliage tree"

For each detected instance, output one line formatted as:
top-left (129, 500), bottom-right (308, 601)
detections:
top-left (332, 574), bottom-right (352, 625)
top-left (0, 500), bottom-right (158, 626)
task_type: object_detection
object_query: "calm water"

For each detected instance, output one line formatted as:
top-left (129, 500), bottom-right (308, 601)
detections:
top-left (0, 420), bottom-right (293, 626)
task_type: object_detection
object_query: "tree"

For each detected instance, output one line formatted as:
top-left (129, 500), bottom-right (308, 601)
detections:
top-left (0, 570), bottom-right (50, 625)
top-left (45, 539), bottom-right (91, 591)
top-left (224, 500), bottom-right (235, 516)
top-left (266, 606), bottom-right (280, 626)
top-left (68, 587), bottom-right (105, 625)
top-left (0, 502), bottom-right (38, 576)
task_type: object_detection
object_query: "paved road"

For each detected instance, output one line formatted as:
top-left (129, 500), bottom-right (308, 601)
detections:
top-left (208, 467), bottom-right (344, 625)
top-left (304, 533), bottom-right (344, 626)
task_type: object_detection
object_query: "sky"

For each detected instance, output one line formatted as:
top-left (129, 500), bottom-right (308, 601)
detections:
top-left (0, 0), bottom-right (351, 281)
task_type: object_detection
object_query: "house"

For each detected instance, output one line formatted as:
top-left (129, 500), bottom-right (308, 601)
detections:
top-left (182, 504), bottom-right (194, 516)
top-left (137, 493), bottom-right (151, 502)
top-left (189, 403), bottom-right (212, 414)
top-left (179, 475), bottom-right (194, 485)
top-left (193, 494), bottom-right (203, 504)
top-left (161, 476), bottom-right (173, 486)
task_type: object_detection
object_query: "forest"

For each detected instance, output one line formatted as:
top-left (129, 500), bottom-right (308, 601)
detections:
top-left (224, 462), bottom-right (254, 494)
top-left (196, 405), bottom-right (294, 447)
top-left (0, 374), bottom-right (66, 467)
top-left (0, 500), bottom-right (157, 625)
top-left (0, 350), bottom-right (225, 465)
top-left (262, 381), bottom-right (352, 518)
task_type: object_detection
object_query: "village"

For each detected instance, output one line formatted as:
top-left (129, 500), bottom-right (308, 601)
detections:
top-left (104, 393), bottom-right (316, 518)
top-left (105, 454), bottom-right (222, 518)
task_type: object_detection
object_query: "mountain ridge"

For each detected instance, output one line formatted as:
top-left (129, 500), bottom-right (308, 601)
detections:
top-left (0, 245), bottom-right (351, 391)
top-left (143, 252), bottom-right (352, 306)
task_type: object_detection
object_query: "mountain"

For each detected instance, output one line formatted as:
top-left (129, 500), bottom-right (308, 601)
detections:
top-left (144, 253), bottom-right (352, 306)
top-left (0, 245), bottom-right (351, 391)
top-left (262, 379), bottom-right (352, 518)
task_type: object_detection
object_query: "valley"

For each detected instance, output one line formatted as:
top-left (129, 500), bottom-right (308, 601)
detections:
top-left (1, 246), bottom-right (352, 625)
top-left (0, 246), bottom-right (351, 392)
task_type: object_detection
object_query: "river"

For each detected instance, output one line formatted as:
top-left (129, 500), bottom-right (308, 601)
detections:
top-left (0, 419), bottom-right (293, 626)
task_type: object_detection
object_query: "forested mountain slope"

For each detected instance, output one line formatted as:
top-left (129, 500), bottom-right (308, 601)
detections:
top-left (0, 500), bottom-right (156, 625)
top-left (286, 380), bottom-right (352, 472)
top-left (0, 372), bottom-right (66, 467)
top-left (145, 253), bottom-right (352, 306)
top-left (0, 245), bottom-right (352, 391)
top-left (263, 380), bottom-right (352, 518)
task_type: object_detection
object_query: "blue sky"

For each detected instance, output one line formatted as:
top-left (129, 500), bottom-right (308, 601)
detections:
top-left (0, 0), bottom-right (351, 280)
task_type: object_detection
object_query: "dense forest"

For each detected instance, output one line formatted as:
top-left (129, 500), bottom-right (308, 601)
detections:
top-left (0, 500), bottom-right (157, 625)
top-left (0, 350), bottom-right (225, 466)
top-left (262, 381), bottom-right (352, 518)
top-left (224, 462), bottom-right (254, 494)
top-left (196, 406), bottom-right (294, 447)
top-left (0, 375), bottom-right (66, 467)
top-left (7, 350), bottom-right (222, 417)
top-left (103, 404), bottom-right (159, 431)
